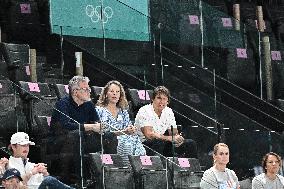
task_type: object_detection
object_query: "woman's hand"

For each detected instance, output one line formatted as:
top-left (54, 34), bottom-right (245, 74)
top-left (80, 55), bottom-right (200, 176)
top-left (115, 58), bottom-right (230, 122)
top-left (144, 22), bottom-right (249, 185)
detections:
top-left (125, 125), bottom-right (137, 135)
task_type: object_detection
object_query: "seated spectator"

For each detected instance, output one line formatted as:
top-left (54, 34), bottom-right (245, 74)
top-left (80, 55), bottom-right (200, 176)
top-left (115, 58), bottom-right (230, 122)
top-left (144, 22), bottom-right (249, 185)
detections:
top-left (200, 143), bottom-right (240, 189)
top-left (252, 152), bottom-right (284, 189)
top-left (134, 86), bottom-right (197, 158)
top-left (1, 168), bottom-right (27, 189)
top-left (0, 132), bottom-right (75, 189)
top-left (50, 75), bottom-right (102, 183)
top-left (96, 80), bottom-right (146, 163)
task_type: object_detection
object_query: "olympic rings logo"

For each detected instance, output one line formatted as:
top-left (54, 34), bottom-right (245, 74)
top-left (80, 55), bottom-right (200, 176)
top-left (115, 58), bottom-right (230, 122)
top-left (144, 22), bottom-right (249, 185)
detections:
top-left (85, 5), bottom-right (113, 24)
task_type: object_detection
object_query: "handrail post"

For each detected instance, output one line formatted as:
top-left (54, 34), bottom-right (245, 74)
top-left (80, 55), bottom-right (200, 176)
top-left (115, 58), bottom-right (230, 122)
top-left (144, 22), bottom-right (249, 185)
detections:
top-left (75, 52), bottom-right (83, 76)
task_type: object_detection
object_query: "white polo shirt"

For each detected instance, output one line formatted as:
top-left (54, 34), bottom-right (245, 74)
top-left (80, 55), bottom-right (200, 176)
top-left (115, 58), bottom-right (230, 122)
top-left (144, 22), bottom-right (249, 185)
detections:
top-left (134, 104), bottom-right (177, 141)
top-left (9, 156), bottom-right (44, 189)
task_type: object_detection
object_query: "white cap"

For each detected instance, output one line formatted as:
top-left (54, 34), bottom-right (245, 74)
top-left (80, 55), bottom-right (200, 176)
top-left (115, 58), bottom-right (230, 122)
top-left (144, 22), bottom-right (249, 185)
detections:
top-left (10, 132), bottom-right (35, 145)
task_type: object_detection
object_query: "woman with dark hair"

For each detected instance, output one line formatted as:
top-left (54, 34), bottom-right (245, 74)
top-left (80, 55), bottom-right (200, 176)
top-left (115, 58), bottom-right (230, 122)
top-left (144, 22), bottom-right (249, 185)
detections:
top-left (200, 143), bottom-right (240, 189)
top-left (96, 80), bottom-right (145, 163)
top-left (252, 152), bottom-right (284, 189)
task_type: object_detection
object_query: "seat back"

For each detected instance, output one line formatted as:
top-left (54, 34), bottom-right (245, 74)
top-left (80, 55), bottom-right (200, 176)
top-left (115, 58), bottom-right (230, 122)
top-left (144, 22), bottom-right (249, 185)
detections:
top-left (0, 43), bottom-right (30, 67)
top-left (89, 153), bottom-right (130, 175)
top-left (0, 80), bottom-right (27, 137)
top-left (18, 81), bottom-right (53, 100)
top-left (18, 81), bottom-right (57, 136)
top-left (91, 86), bottom-right (103, 104)
top-left (52, 83), bottom-right (69, 99)
top-left (127, 89), bottom-right (153, 109)
top-left (129, 155), bottom-right (167, 189)
top-left (163, 157), bottom-right (202, 189)
top-left (226, 47), bottom-right (256, 89)
top-left (0, 43), bottom-right (31, 82)
top-left (0, 80), bottom-right (15, 95)
top-left (34, 116), bottom-right (51, 138)
top-left (129, 155), bottom-right (164, 173)
top-left (164, 157), bottom-right (202, 172)
top-left (89, 153), bottom-right (134, 189)
top-left (8, 1), bottom-right (41, 43)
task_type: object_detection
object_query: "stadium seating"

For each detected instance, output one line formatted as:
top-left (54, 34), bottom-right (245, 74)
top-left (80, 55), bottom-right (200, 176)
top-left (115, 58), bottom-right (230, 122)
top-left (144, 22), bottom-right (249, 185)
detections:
top-left (89, 153), bottom-right (134, 189)
top-left (0, 79), bottom-right (27, 138)
top-left (0, 42), bottom-right (31, 82)
top-left (18, 81), bottom-right (57, 136)
top-left (163, 157), bottom-right (202, 188)
top-left (51, 83), bottom-right (69, 99)
top-left (129, 155), bottom-right (167, 189)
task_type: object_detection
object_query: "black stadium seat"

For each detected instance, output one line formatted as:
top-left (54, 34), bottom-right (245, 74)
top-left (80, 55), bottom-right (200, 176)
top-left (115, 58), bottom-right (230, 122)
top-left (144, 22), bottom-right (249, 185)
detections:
top-left (34, 115), bottom-right (51, 138)
top-left (7, 1), bottom-right (41, 45)
top-left (127, 89), bottom-right (153, 107)
top-left (0, 80), bottom-right (27, 138)
top-left (226, 47), bottom-right (257, 90)
top-left (0, 42), bottom-right (31, 82)
top-left (0, 42), bottom-right (29, 67)
top-left (18, 81), bottom-right (53, 100)
top-left (162, 157), bottom-right (203, 188)
top-left (52, 83), bottom-right (70, 99)
top-left (18, 81), bottom-right (57, 136)
top-left (129, 155), bottom-right (167, 189)
top-left (127, 88), bottom-right (153, 117)
top-left (91, 86), bottom-right (103, 104)
top-left (89, 153), bottom-right (134, 189)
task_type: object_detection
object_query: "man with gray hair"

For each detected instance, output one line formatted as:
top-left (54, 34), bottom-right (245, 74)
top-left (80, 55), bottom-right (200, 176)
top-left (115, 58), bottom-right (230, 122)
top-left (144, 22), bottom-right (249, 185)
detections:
top-left (50, 76), bottom-right (102, 184)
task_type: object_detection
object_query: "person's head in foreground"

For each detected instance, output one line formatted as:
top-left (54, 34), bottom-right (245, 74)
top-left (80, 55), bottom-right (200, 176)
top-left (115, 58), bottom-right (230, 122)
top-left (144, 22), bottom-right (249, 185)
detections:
top-left (2, 168), bottom-right (23, 189)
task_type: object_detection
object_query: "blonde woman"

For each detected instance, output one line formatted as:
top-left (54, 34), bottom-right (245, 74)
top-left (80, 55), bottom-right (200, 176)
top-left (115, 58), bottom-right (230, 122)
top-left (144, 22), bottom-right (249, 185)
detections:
top-left (200, 143), bottom-right (240, 189)
top-left (96, 80), bottom-right (146, 163)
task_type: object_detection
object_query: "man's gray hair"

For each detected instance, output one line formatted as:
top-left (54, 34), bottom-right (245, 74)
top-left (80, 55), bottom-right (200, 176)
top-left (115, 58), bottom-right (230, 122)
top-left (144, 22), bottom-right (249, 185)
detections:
top-left (68, 76), bottom-right (90, 94)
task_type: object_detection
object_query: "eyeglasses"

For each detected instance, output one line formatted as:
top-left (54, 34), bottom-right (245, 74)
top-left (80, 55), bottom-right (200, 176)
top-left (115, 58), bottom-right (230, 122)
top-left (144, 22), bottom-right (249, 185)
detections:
top-left (76, 87), bottom-right (91, 93)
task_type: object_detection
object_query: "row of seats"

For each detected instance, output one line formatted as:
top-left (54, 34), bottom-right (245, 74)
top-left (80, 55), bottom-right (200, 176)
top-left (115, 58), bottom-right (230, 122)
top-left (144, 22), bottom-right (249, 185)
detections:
top-left (2, 37), bottom-right (284, 100)
top-left (0, 79), bottom-right (153, 138)
top-left (88, 153), bottom-right (202, 189)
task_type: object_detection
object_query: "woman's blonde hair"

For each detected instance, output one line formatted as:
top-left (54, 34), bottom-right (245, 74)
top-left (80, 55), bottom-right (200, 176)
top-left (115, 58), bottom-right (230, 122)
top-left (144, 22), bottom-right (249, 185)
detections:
top-left (213, 143), bottom-right (229, 155)
top-left (96, 80), bottom-right (128, 109)
top-left (212, 143), bottom-right (229, 165)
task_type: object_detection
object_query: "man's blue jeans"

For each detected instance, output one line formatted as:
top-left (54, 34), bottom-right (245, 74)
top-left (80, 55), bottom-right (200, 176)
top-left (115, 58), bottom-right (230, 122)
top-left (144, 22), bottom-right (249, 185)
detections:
top-left (38, 176), bottom-right (76, 189)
